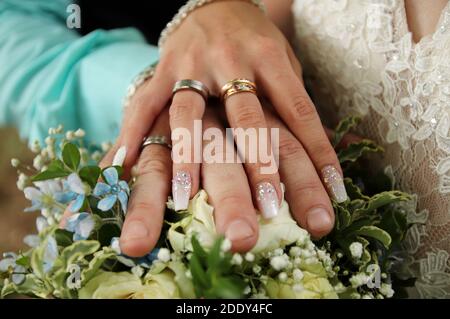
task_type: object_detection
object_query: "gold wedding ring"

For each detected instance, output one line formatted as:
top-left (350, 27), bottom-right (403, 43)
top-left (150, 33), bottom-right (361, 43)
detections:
top-left (172, 79), bottom-right (210, 101)
top-left (221, 78), bottom-right (257, 101)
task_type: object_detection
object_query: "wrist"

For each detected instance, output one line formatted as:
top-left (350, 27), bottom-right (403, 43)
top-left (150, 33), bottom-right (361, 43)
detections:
top-left (158, 0), bottom-right (266, 50)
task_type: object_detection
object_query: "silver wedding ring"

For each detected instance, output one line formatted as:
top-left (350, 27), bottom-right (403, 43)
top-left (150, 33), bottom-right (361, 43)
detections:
top-left (142, 136), bottom-right (172, 150)
top-left (172, 79), bottom-right (210, 101)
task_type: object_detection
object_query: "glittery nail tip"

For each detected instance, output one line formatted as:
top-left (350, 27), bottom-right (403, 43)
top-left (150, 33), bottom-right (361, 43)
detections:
top-left (256, 182), bottom-right (279, 219)
top-left (172, 171), bottom-right (191, 211)
top-left (322, 165), bottom-right (348, 203)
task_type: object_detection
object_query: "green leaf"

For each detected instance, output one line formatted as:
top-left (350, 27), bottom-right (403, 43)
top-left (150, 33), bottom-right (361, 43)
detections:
top-left (210, 277), bottom-right (245, 299)
top-left (344, 178), bottom-right (369, 200)
top-left (190, 253), bottom-right (209, 295)
top-left (333, 116), bottom-right (361, 147)
top-left (338, 139), bottom-right (383, 164)
top-left (32, 159), bottom-right (70, 182)
top-left (79, 166), bottom-right (101, 188)
top-left (15, 255), bottom-right (30, 268)
top-left (81, 248), bottom-right (116, 284)
top-left (354, 191), bottom-right (411, 216)
top-left (62, 143), bottom-right (80, 171)
top-left (191, 236), bottom-right (208, 264)
top-left (354, 226), bottom-right (392, 248)
top-left (54, 229), bottom-right (73, 247)
top-left (379, 209), bottom-right (408, 245)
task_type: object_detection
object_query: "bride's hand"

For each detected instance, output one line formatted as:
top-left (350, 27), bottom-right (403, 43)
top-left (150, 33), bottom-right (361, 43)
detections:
top-left (98, 105), bottom-right (353, 257)
top-left (109, 0), bottom-right (346, 223)
top-left (100, 108), bottom-right (260, 256)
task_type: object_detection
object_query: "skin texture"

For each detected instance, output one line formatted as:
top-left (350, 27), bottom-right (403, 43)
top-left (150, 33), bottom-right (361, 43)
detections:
top-left (99, 0), bottom-right (448, 257)
top-left (404, 0), bottom-right (448, 43)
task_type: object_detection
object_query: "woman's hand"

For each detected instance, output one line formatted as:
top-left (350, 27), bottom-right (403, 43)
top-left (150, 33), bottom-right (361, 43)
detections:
top-left (95, 104), bottom-right (357, 257)
top-left (107, 0), bottom-right (347, 226)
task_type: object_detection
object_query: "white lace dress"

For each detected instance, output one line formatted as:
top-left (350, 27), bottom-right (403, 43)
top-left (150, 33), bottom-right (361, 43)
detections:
top-left (292, 0), bottom-right (450, 298)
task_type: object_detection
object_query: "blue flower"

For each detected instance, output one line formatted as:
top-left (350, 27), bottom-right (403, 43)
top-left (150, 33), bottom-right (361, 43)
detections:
top-left (65, 213), bottom-right (96, 241)
top-left (24, 180), bottom-right (64, 213)
top-left (23, 217), bottom-right (49, 248)
top-left (43, 236), bottom-right (58, 273)
top-left (56, 173), bottom-right (86, 213)
top-left (0, 252), bottom-right (27, 285)
top-left (109, 237), bottom-right (159, 268)
top-left (93, 167), bottom-right (129, 213)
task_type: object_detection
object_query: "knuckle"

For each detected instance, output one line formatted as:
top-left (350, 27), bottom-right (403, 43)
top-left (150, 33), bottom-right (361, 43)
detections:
top-left (219, 192), bottom-right (248, 207)
top-left (137, 152), bottom-right (168, 177)
top-left (310, 141), bottom-right (338, 164)
top-left (278, 136), bottom-right (304, 160)
top-left (212, 42), bottom-right (240, 69)
top-left (232, 107), bottom-right (264, 128)
top-left (290, 180), bottom-right (325, 199)
top-left (169, 102), bottom-right (196, 123)
top-left (128, 201), bottom-right (156, 215)
top-left (290, 94), bottom-right (317, 120)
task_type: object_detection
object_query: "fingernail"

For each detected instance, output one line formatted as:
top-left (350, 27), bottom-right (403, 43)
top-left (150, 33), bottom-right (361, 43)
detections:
top-left (112, 145), bottom-right (127, 166)
top-left (256, 182), bottom-right (279, 219)
top-left (172, 171), bottom-right (191, 211)
top-left (306, 207), bottom-right (332, 232)
top-left (225, 220), bottom-right (254, 242)
top-left (122, 220), bottom-right (148, 241)
top-left (322, 165), bottom-right (348, 203)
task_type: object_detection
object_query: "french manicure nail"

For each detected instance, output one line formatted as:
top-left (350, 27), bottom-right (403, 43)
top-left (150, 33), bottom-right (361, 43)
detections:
top-left (112, 145), bottom-right (127, 166)
top-left (306, 207), bottom-right (332, 232)
top-left (256, 182), bottom-right (279, 219)
top-left (172, 171), bottom-right (191, 211)
top-left (122, 220), bottom-right (148, 241)
top-left (322, 165), bottom-right (348, 203)
top-left (225, 220), bottom-right (254, 242)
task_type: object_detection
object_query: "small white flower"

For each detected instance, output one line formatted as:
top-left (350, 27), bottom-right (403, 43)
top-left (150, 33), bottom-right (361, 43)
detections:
top-left (48, 128), bottom-right (56, 135)
top-left (243, 286), bottom-right (251, 295)
top-left (273, 248), bottom-right (284, 256)
top-left (244, 252), bottom-right (255, 262)
top-left (350, 242), bottom-right (363, 259)
top-left (33, 155), bottom-right (44, 170)
top-left (16, 173), bottom-right (28, 190)
top-left (45, 136), bottom-right (55, 146)
top-left (101, 142), bottom-right (113, 152)
top-left (11, 158), bottom-right (20, 168)
top-left (379, 283), bottom-right (394, 298)
top-left (301, 249), bottom-right (313, 258)
top-left (292, 268), bottom-right (304, 282)
top-left (131, 266), bottom-right (144, 278)
top-left (336, 252), bottom-right (343, 258)
top-left (231, 253), bottom-right (243, 265)
top-left (270, 255), bottom-right (289, 271)
top-left (278, 272), bottom-right (288, 282)
top-left (293, 257), bottom-right (302, 266)
top-left (157, 248), bottom-right (171, 263)
top-left (74, 129), bottom-right (85, 138)
top-left (289, 246), bottom-right (302, 257)
top-left (185, 270), bottom-right (192, 279)
top-left (91, 151), bottom-right (103, 162)
top-left (333, 282), bottom-right (346, 293)
top-left (31, 140), bottom-right (41, 153)
top-left (112, 146), bottom-right (127, 166)
top-left (252, 265), bottom-right (262, 274)
top-left (362, 293), bottom-right (375, 299)
top-left (349, 273), bottom-right (369, 288)
top-left (221, 238), bottom-right (232, 252)
top-left (110, 237), bottom-right (121, 254)
top-left (65, 131), bottom-right (75, 140)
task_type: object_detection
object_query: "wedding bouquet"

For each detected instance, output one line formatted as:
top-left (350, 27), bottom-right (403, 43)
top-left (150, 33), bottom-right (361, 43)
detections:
top-left (0, 117), bottom-right (416, 299)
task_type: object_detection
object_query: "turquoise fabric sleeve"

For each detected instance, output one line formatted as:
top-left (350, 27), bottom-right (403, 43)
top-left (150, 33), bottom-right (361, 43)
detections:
top-left (0, 0), bottom-right (160, 146)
